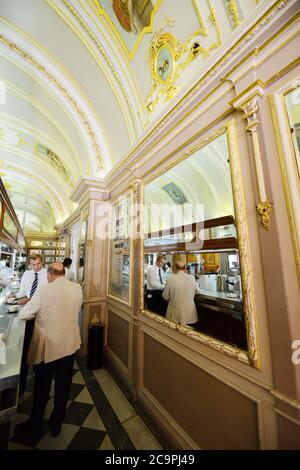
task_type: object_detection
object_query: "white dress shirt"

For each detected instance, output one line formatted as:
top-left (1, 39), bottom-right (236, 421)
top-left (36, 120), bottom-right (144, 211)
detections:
top-left (64, 267), bottom-right (75, 282)
top-left (146, 265), bottom-right (165, 291)
top-left (19, 268), bottom-right (48, 297)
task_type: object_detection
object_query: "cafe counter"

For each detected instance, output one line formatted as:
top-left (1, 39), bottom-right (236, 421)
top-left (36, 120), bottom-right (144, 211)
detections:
top-left (0, 289), bottom-right (26, 449)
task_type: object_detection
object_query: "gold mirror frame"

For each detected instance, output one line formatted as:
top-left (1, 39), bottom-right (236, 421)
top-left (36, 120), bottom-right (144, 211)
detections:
top-left (140, 119), bottom-right (261, 369)
top-left (269, 85), bottom-right (300, 285)
top-left (107, 190), bottom-right (134, 307)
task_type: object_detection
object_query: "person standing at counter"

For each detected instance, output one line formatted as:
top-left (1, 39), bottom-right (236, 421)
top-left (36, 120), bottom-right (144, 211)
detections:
top-left (63, 257), bottom-right (75, 281)
top-left (146, 254), bottom-right (167, 316)
top-left (18, 253), bottom-right (48, 396)
top-left (162, 261), bottom-right (200, 326)
top-left (15, 262), bottom-right (82, 439)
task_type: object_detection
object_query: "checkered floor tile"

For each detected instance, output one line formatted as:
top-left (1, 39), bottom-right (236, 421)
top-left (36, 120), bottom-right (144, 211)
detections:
top-left (8, 360), bottom-right (162, 450)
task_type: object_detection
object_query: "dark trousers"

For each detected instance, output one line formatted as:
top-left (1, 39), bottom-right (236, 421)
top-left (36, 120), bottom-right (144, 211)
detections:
top-left (30, 353), bottom-right (75, 428)
top-left (19, 319), bottom-right (35, 396)
top-left (146, 290), bottom-right (167, 316)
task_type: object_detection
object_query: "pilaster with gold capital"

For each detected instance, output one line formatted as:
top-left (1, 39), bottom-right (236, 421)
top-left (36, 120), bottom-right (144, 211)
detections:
top-left (69, 177), bottom-right (110, 354)
top-left (231, 83), bottom-right (272, 230)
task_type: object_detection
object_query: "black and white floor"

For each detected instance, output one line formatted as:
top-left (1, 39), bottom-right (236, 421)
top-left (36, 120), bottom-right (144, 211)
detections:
top-left (9, 361), bottom-right (162, 450)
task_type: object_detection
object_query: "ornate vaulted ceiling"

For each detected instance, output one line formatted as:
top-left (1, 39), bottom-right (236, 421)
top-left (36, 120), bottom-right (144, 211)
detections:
top-left (0, 0), bottom-right (273, 233)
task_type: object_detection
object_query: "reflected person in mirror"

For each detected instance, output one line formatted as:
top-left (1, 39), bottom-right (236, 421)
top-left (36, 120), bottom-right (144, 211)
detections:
top-left (146, 254), bottom-right (167, 316)
top-left (63, 257), bottom-right (75, 282)
top-left (14, 262), bottom-right (83, 441)
top-left (163, 261), bottom-right (200, 326)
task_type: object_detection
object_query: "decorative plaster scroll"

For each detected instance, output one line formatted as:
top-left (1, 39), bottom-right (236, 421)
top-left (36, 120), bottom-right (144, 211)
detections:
top-left (145, 0), bottom-right (222, 114)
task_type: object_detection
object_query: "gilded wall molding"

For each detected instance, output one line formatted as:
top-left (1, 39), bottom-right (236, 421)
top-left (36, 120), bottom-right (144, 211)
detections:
top-left (226, 120), bottom-right (261, 369)
top-left (0, 33), bottom-right (103, 170)
top-left (269, 88), bottom-right (300, 284)
top-left (142, 309), bottom-right (249, 364)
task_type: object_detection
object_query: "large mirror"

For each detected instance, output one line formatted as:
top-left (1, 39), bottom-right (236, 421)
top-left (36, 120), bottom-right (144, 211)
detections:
top-left (285, 85), bottom-right (300, 178)
top-left (107, 193), bottom-right (131, 304)
top-left (143, 124), bottom-right (259, 366)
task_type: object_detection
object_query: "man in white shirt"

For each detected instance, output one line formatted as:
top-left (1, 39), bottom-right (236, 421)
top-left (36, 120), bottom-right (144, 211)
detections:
top-left (19, 255), bottom-right (48, 302)
top-left (63, 257), bottom-right (75, 282)
top-left (163, 261), bottom-right (201, 326)
top-left (14, 262), bottom-right (82, 440)
top-left (146, 254), bottom-right (167, 316)
top-left (18, 253), bottom-right (48, 396)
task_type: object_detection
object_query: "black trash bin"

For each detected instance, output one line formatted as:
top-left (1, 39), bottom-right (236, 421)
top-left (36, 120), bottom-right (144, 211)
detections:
top-left (87, 323), bottom-right (104, 370)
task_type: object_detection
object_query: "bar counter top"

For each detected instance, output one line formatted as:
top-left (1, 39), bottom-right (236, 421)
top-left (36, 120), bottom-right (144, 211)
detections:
top-left (197, 288), bottom-right (242, 304)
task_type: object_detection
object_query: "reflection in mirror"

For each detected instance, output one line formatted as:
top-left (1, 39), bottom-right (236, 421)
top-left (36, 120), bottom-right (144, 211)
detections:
top-left (107, 194), bottom-right (131, 303)
top-left (143, 131), bottom-right (248, 352)
top-left (285, 85), bottom-right (300, 178)
top-left (78, 219), bottom-right (87, 285)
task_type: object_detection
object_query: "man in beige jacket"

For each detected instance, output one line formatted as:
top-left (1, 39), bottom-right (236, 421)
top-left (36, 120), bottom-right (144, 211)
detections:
top-left (15, 262), bottom-right (83, 439)
top-left (162, 261), bottom-right (200, 326)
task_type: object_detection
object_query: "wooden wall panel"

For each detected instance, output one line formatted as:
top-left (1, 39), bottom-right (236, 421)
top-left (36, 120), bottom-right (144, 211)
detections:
top-left (143, 334), bottom-right (259, 449)
top-left (107, 310), bottom-right (129, 367)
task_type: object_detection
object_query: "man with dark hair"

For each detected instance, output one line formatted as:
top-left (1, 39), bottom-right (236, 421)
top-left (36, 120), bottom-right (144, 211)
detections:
top-left (63, 257), bottom-right (75, 281)
top-left (15, 262), bottom-right (83, 439)
top-left (146, 254), bottom-right (167, 316)
top-left (18, 253), bottom-right (48, 396)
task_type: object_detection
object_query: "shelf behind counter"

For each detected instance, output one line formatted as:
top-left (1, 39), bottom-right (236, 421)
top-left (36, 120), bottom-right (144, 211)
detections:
top-left (194, 288), bottom-right (247, 350)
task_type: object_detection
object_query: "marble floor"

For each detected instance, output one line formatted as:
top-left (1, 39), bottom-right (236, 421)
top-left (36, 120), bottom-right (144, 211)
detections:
top-left (8, 360), bottom-right (163, 450)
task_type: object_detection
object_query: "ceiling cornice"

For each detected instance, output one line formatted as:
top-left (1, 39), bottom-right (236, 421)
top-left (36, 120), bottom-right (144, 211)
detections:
top-left (70, 176), bottom-right (109, 208)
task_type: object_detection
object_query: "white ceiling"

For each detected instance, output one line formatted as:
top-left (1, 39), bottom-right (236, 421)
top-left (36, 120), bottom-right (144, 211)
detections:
top-left (0, 0), bottom-right (270, 232)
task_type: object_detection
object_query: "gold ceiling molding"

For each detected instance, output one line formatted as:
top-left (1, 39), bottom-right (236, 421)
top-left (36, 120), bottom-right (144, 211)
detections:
top-left (1, 74), bottom-right (86, 175)
top-left (0, 111), bottom-right (82, 179)
top-left (34, 143), bottom-right (74, 189)
top-left (89, 0), bottom-right (163, 60)
top-left (0, 140), bottom-right (73, 194)
top-left (55, 0), bottom-right (140, 141)
top-left (0, 15), bottom-right (105, 134)
top-left (226, 0), bottom-right (241, 29)
top-left (0, 33), bottom-right (103, 170)
top-left (4, 164), bottom-right (66, 220)
top-left (108, 0), bottom-right (292, 179)
top-left (145, 0), bottom-right (221, 114)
